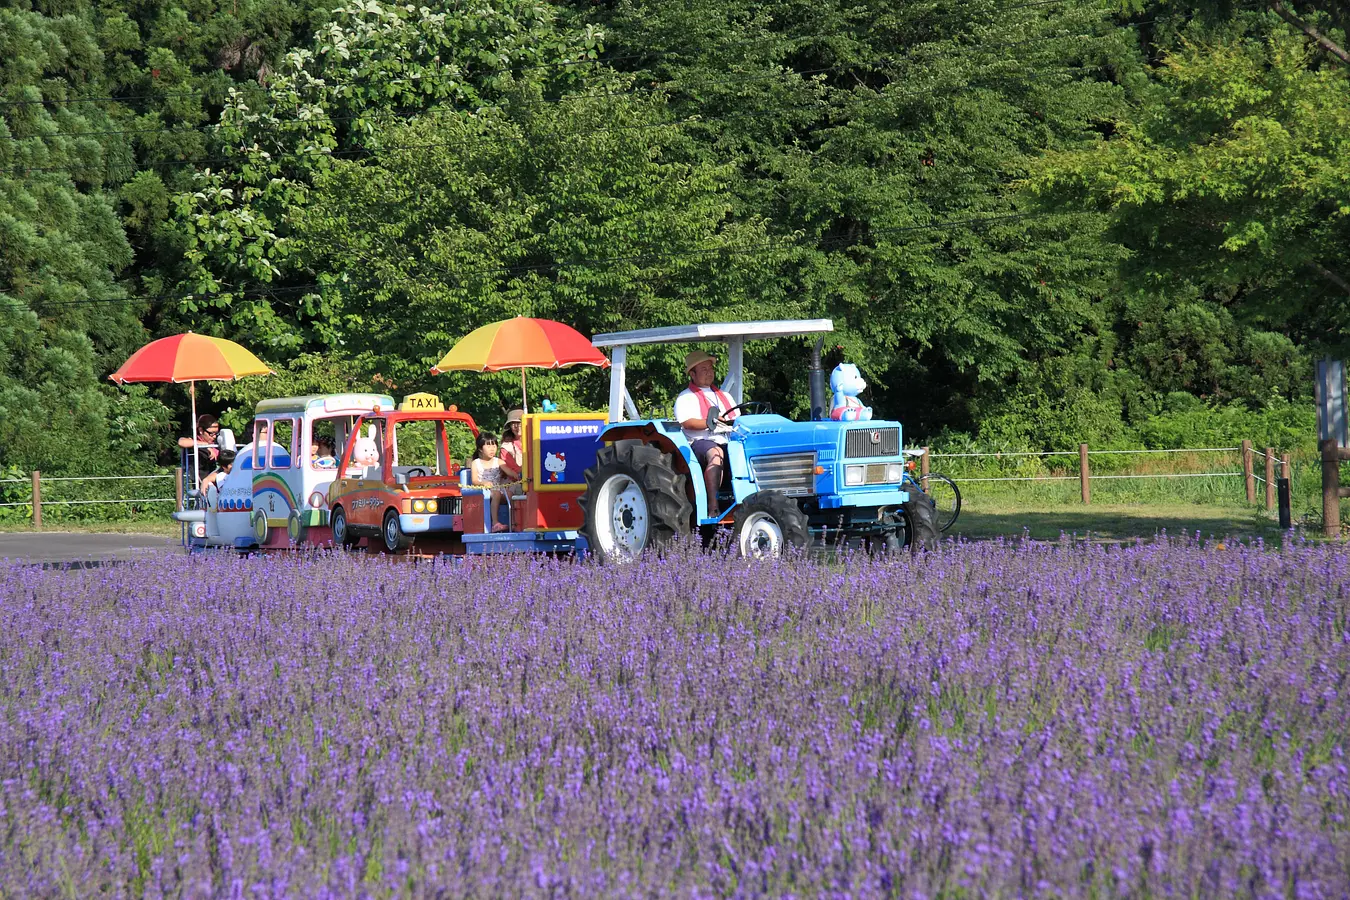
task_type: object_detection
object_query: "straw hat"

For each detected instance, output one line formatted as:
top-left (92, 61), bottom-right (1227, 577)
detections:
top-left (684, 350), bottom-right (718, 373)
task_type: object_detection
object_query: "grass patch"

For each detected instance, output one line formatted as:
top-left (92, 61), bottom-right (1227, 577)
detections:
top-left (0, 519), bottom-right (178, 536)
top-left (949, 499), bottom-right (1287, 543)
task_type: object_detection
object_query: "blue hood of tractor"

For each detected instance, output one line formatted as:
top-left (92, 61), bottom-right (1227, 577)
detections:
top-left (732, 414), bottom-right (903, 463)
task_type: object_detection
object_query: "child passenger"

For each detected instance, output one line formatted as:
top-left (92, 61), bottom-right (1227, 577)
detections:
top-left (470, 432), bottom-right (510, 533)
top-left (311, 438), bottom-right (337, 469)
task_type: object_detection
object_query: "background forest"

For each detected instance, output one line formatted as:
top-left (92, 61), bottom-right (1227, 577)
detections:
top-left (1, 0), bottom-right (1345, 478)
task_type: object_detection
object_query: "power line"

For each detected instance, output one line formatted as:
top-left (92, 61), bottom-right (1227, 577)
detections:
top-left (0, 0), bottom-right (1095, 112)
top-left (2, 55), bottom-right (1111, 177)
top-left (0, 208), bottom-right (1088, 313)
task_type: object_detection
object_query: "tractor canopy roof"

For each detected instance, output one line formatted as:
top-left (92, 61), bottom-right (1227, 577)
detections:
top-left (591, 319), bottom-right (833, 348)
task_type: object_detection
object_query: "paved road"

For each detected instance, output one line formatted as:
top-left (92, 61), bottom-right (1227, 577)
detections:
top-left (0, 532), bottom-right (177, 565)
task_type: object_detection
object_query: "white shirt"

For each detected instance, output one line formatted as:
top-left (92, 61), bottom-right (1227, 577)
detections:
top-left (674, 386), bottom-right (734, 444)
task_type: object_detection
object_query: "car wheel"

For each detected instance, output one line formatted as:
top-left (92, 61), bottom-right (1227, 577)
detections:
top-left (382, 509), bottom-right (409, 553)
top-left (252, 511), bottom-right (269, 546)
top-left (331, 506), bottom-right (359, 550)
top-left (287, 509), bottom-right (307, 546)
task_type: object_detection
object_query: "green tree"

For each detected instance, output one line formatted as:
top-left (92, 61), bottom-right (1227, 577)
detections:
top-left (1028, 11), bottom-right (1350, 359)
top-left (0, 5), bottom-right (169, 473)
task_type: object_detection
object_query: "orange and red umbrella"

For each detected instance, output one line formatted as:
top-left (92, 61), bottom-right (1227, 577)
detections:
top-left (110, 332), bottom-right (273, 384)
top-left (430, 317), bottom-right (607, 409)
top-left (110, 333), bottom-right (273, 488)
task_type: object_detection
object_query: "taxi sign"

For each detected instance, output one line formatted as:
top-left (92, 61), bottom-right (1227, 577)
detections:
top-left (400, 392), bottom-right (443, 412)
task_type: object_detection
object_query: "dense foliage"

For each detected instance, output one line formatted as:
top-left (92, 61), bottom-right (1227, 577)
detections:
top-left (1, 542), bottom-right (1347, 893)
top-left (1, 0), bottom-right (1345, 473)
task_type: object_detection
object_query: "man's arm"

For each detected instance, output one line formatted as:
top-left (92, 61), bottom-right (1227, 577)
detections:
top-left (674, 391), bottom-right (706, 431)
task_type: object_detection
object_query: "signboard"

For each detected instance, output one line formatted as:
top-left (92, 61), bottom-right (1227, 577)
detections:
top-left (399, 392), bottom-right (443, 412)
top-left (532, 415), bottom-right (607, 491)
top-left (1315, 359), bottom-right (1349, 448)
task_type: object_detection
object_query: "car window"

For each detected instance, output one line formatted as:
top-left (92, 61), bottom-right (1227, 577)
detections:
top-left (270, 418), bottom-right (296, 469)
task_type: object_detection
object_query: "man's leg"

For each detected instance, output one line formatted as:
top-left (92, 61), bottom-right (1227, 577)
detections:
top-left (702, 445), bottom-right (725, 519)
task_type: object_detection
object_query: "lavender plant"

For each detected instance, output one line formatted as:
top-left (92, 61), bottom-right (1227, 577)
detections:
top-left (1, 539), bottom-right (1347, 897)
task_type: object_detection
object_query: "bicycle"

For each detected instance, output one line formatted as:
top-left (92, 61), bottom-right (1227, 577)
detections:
top-left (902, 450), bottom-right (961, 533)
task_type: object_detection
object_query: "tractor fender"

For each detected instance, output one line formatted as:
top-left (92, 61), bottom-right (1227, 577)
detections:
top-left (599, 422), bottom-right (701, 513)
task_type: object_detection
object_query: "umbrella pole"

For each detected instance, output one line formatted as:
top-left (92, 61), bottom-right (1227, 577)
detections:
top-left (189, 381), bottom-right (200, 491)
top-left (520, 368), bottom-right (528, 413)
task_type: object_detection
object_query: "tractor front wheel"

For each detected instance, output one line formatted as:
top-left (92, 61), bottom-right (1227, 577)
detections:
top-left (581, 441), bottom-right (692, 564)
top-left (903, 491), bottom-right (941, 552)
top-left (733, 491), bottom-right (809, 559)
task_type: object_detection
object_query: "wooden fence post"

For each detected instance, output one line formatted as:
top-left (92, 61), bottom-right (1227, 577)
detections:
top-left (1242, 440), bottom-right (1255, 504)
top-left (920, 447), bottom-right (930, 490)
top-left (1265, 447), bottom-right (1276, 511)
top-left (1079, 443), bottom-right (1090, 505)
top-left (30, 471), bottom-right (41, 531)
top-left (175, 467), bottom-right (184, 511)
top-left (1321, 438), bottom-right (1341, 539)
top-left (1281, 452), bottom-right (1291, 482)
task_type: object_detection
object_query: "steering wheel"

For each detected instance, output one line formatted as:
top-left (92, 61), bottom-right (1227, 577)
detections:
top-left (721, 401), bottom-right (772, 418)
top-left (405, 467), bottom-right (429, 478)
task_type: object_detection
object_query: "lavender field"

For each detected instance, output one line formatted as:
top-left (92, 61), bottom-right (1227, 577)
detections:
top-left (2, 540), bottom-right (1348, 897)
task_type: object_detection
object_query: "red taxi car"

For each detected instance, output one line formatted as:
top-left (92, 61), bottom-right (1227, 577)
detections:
top-left (327, 394), bottom-right (478, 552)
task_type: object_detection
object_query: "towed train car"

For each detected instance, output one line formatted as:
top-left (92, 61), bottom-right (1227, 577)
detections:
top-left (174, 392), bottom-right (606, 556)
top-left (174, 393), bottom-right (395, 551)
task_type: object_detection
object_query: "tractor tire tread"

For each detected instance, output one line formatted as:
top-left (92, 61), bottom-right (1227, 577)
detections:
top-left (580, 440), bottom-right (693, 563)
top-left (733, 491), bottom-right (810, 557)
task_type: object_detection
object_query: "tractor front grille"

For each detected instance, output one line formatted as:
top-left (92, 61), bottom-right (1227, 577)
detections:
top-left (845, 427), bottom-right (899, 459)
top-left (750, 452), bottom-right (817, 497)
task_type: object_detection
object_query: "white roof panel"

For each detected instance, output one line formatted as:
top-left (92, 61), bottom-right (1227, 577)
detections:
top-left (591, 319), bottom-right (833, 348)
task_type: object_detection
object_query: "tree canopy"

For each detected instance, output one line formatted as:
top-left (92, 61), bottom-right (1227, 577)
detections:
top-left (0, 0), bottom-right (1342, 473)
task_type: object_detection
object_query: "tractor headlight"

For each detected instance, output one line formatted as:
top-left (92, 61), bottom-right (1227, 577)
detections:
top-left (426, 499), bottom-right (437, 513)
top-left (413, 499), bottom-right (426, 512)
top-left (844, 465), bottom-right (865, 486)
top-left (886, 463), bottom-right (904, 482)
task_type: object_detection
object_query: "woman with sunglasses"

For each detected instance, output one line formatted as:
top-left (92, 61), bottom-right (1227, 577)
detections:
top-left (177, 413), bottom-right (221, 482)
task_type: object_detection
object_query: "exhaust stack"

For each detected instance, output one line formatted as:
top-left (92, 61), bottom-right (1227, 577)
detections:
top-left (809, 336), bottom-right (828, 421)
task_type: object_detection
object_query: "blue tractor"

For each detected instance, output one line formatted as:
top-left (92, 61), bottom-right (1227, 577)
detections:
top-left (579, 320), bottom-right (939, 562)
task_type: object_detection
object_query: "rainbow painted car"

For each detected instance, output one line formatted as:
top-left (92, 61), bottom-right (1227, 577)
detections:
top-left (175, 393), bottom-right (395, 550)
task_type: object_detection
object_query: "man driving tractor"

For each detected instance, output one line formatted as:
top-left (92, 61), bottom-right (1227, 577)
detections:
top-left (674, 350), bottom-right (740, 518)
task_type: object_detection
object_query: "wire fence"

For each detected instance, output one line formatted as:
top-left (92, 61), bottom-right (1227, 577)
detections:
top-left (915, 441), bottom-right (1296, 510)
top-left (0, 470), bottom-right (179, 525)
top-left (0, 441), bottom-right (1305, 528)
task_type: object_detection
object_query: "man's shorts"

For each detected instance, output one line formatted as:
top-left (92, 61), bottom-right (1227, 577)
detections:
top-left (691, 438), bottom-right (727, 467)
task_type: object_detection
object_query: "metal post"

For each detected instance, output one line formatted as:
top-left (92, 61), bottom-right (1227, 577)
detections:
top-left (920, 446), bottom-right (930, 490)
top-left (1080, 443), bottom-right (1090, 505)
top-left (606, 344), bottom-right (627, 424)
top-left (30, 471), bottom-right (41, 530)
top-left (1264, 447), bottom-right (1275, 511)
top-left (1242, 439), bottom-right (1255, 504)
top-left (1277, 476), bottom-right (1292, 530)
top-left (175, 467), bottom-right (185, 511)
top-left (1322, 438), bottom-right (1341, 539)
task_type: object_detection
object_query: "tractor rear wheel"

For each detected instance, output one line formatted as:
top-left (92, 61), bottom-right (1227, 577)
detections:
top-left (733, 491), bottom-right (809, 559)
top-left (903, 491), bottom-right (941, 552)
top-left (581, 441), bottom-right (693, 564)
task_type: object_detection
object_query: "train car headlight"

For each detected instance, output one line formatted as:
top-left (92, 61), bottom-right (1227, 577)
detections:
top-left (412, 499), bottom-right (426, 512)
top-left (844, 465), bottom-right (864, 486)
top-left (426, 499), bottom-right (437, 513)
